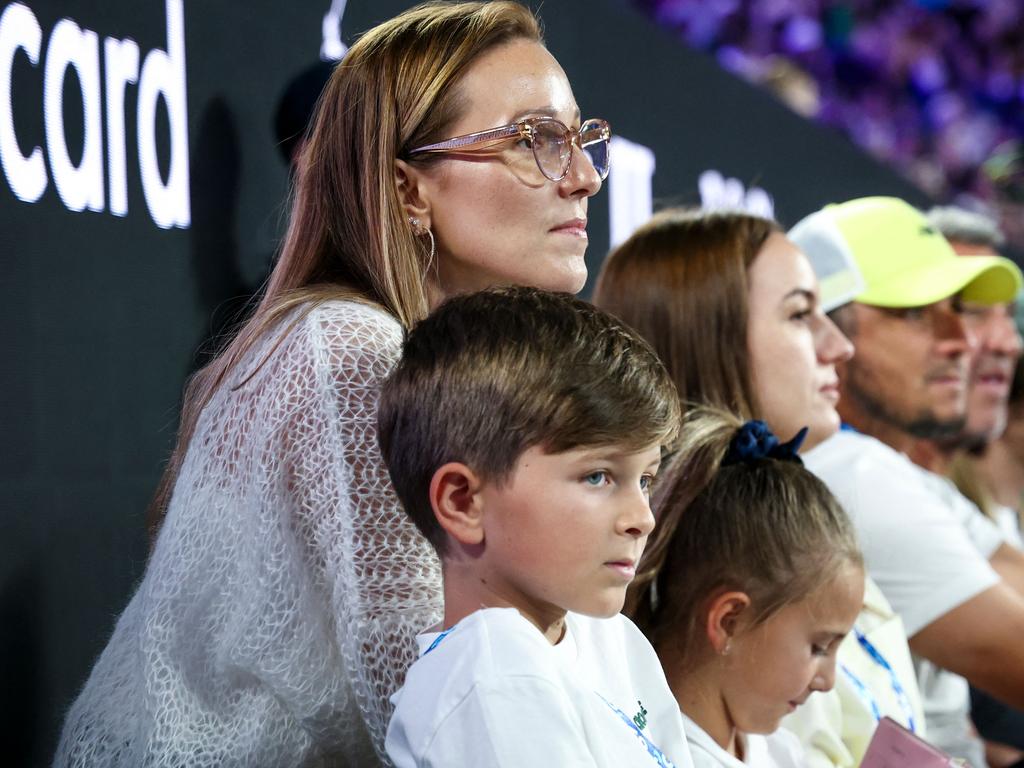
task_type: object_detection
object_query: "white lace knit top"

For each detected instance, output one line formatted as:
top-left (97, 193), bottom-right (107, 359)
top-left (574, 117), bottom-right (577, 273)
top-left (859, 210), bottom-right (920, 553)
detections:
top-left (55, 300), bottom-right (444, 767)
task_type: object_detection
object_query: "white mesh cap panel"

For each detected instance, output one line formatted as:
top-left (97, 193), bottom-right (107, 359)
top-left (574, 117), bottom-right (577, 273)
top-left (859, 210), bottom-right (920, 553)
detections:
top-left (789, 208), bottom-right (866, 312)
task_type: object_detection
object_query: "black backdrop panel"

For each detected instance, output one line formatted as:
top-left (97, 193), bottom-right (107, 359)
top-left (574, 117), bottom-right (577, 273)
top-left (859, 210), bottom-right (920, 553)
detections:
top-left (1, 1), bottom-right (926, 763)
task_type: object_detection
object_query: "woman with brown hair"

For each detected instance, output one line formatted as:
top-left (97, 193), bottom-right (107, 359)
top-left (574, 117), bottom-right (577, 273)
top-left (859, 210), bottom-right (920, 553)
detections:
top-left (56, 3), bottom-right (610, 766)
top-left (594, 208), bottom-right (850, 448)
top-left (594, 209), bottom-right (925, 767)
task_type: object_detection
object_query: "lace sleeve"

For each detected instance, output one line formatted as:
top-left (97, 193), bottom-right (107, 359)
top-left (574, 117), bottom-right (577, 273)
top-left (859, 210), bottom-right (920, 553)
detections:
top-left (52, 300), bottom-right (442, 768)
top-left (298, 301), bottom-right (443, 761)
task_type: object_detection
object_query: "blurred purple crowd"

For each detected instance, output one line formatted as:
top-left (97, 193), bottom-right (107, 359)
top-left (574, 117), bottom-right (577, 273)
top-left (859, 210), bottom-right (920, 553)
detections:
top-left (633, 0), bottom-right (1024, 251)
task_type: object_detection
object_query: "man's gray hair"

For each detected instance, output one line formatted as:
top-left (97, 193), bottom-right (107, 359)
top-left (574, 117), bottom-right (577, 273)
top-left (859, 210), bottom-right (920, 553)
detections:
top-left (926, 205), bottom-right (1006, 249)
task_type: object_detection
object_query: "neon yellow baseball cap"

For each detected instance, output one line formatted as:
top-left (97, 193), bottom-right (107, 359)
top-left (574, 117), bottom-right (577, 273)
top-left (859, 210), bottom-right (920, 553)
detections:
top-left (789, 196), bottom-right (1022, 308)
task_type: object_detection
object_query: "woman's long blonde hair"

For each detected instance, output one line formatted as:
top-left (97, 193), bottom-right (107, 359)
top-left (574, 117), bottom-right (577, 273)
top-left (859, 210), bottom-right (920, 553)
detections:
top-left (147, 2), bottom-right (542, 535)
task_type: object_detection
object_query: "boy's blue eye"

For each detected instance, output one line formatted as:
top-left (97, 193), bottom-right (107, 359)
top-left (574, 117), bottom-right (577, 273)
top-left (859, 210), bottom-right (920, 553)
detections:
top-left (639, 474), bottom-right (654, 492)
top-left (583, 471), bottom-right (608, 486)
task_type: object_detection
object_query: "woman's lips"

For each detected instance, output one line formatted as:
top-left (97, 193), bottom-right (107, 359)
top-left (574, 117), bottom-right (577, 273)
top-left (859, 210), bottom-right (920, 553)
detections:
top-left (551, 218), bottom-right (588, 238)
top-left (605, 561), bottom-right (636, 580)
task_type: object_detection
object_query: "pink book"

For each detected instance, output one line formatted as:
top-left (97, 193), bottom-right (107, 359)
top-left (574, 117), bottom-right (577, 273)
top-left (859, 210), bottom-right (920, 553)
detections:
top-left (860, 717), bottom-right (968, 768)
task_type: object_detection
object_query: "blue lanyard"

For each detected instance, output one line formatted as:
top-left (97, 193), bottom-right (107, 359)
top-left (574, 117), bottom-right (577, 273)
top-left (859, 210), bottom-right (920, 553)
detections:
top-left (841, 663), bottom-right (881, 722)
top-left (845, 627), bottom-right (918, 734)
top-left (423, 625), bottom-right (456, 656)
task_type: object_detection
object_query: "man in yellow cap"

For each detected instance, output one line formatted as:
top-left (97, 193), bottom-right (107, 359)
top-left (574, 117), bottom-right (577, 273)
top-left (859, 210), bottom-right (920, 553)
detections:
top-left (790, 196), bottom-right (1024, 768)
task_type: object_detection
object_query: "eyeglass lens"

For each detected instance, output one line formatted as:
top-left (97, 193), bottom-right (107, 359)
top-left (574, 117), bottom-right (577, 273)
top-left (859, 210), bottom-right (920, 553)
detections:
top-left (580, 121), bottom-right (610, 181)
top-left (531, 119), bottom-right (610, 181)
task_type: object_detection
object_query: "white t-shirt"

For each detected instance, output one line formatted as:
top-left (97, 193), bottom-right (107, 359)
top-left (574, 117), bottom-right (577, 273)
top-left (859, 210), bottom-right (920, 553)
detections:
top-left (993, 504), bottom-right (1024, 549)
top-left (805, 430), bottom-right (1001, 767)
top-left (386, 607), bottom-right (694, 768)
top-left (681, 713), bottom-right (805, 768)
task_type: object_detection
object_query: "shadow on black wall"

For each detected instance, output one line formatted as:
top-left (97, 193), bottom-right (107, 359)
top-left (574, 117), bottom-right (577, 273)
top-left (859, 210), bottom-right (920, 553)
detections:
top-left (1, 564), bottom-right (41, 766)
top-left (189, 96), bottom-right (265, 374)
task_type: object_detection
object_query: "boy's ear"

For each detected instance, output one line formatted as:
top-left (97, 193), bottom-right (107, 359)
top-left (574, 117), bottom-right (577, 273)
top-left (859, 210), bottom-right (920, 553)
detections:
top-left (429, 462), bottom-right (485, 546)
top-left (705, 590), bottom-right (751, 655)
top-left (394, 158), bottom-right (432, 231)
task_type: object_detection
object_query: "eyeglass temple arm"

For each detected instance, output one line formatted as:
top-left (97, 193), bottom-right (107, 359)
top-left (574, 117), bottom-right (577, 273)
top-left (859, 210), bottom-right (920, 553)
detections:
top-left (409, 124), bottom-right (526, 155)
top-left (579, 122), bottom-right (611, 146)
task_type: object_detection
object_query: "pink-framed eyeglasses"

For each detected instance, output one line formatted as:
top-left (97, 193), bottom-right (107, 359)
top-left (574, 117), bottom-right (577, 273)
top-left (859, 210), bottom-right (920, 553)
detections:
top-left (408, 117), bottom-right (611, 182)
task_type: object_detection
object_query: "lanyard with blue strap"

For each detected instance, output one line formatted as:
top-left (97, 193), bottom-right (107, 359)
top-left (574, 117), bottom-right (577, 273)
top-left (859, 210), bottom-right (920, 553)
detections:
top-left (423, 626), bottom-right (456, 656)
top-left (841, 627), bottom-right (918, 734)
top-left (836, 422), bottom-right (918, 733)
top-left (841, 662), bottom-right (881, 722)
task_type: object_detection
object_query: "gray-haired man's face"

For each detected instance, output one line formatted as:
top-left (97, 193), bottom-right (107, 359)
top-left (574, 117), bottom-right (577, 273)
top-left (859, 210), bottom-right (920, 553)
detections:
top-left (949, 240), bottom-right (1023, 446)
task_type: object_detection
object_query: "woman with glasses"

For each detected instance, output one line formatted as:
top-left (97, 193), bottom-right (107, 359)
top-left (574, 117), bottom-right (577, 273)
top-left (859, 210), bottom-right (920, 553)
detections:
top-left (55, 3), bottom-right (610, 767)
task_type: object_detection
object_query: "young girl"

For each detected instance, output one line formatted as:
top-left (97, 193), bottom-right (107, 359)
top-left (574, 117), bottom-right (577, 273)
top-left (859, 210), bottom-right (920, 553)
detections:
top-left (629, 409), bottom-right (865, 768)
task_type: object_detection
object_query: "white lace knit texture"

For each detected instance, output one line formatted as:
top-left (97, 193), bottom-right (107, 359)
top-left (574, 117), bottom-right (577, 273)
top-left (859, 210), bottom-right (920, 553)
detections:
top-left (55, 300), bottom-right (444, 767)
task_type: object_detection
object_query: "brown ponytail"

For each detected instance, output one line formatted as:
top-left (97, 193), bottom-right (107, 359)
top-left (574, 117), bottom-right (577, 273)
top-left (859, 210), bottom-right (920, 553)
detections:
top-left (628, 407), bottom-right (861, 665)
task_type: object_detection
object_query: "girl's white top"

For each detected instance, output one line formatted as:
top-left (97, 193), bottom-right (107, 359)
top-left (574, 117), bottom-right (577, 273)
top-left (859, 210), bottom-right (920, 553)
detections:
top-left (682, 714), bottom-right (807, 768)
top-left (55, 300), bottom-right (443, 767)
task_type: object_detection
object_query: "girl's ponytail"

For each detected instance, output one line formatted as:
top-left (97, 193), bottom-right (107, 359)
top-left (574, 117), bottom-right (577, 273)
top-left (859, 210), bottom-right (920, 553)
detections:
top-left (627, 407), bottom-right (860, 665)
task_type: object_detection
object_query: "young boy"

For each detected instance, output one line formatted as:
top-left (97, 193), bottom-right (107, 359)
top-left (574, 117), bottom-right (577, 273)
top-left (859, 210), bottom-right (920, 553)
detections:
top-left (378, 287), bottom-right (694, 767)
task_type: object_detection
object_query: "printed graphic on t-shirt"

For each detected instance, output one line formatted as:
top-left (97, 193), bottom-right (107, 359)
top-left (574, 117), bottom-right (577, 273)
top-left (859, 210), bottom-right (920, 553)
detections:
top-left (596, 692), bottom-right (677, 768)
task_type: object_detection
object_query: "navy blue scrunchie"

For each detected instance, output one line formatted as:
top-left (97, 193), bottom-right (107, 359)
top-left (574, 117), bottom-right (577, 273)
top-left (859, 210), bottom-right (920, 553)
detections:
top-left (721, 420), bottom-right (807, 466)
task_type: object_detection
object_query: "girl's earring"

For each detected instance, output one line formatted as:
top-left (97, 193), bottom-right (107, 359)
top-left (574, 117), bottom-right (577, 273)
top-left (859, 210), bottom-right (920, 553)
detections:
top-left (721, 639), bottom-right (732, 656)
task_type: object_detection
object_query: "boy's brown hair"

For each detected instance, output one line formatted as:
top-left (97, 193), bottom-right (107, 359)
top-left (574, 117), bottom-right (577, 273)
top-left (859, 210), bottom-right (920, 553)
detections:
top-left (378, 286), bottom-right (681, 555)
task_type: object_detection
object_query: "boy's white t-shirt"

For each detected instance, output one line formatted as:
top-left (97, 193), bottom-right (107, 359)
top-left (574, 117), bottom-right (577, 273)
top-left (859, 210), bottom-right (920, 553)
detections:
top-left (681, 713), bottom-right (806, 768)
top-left (386, 607), bottom-right (694, 768)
